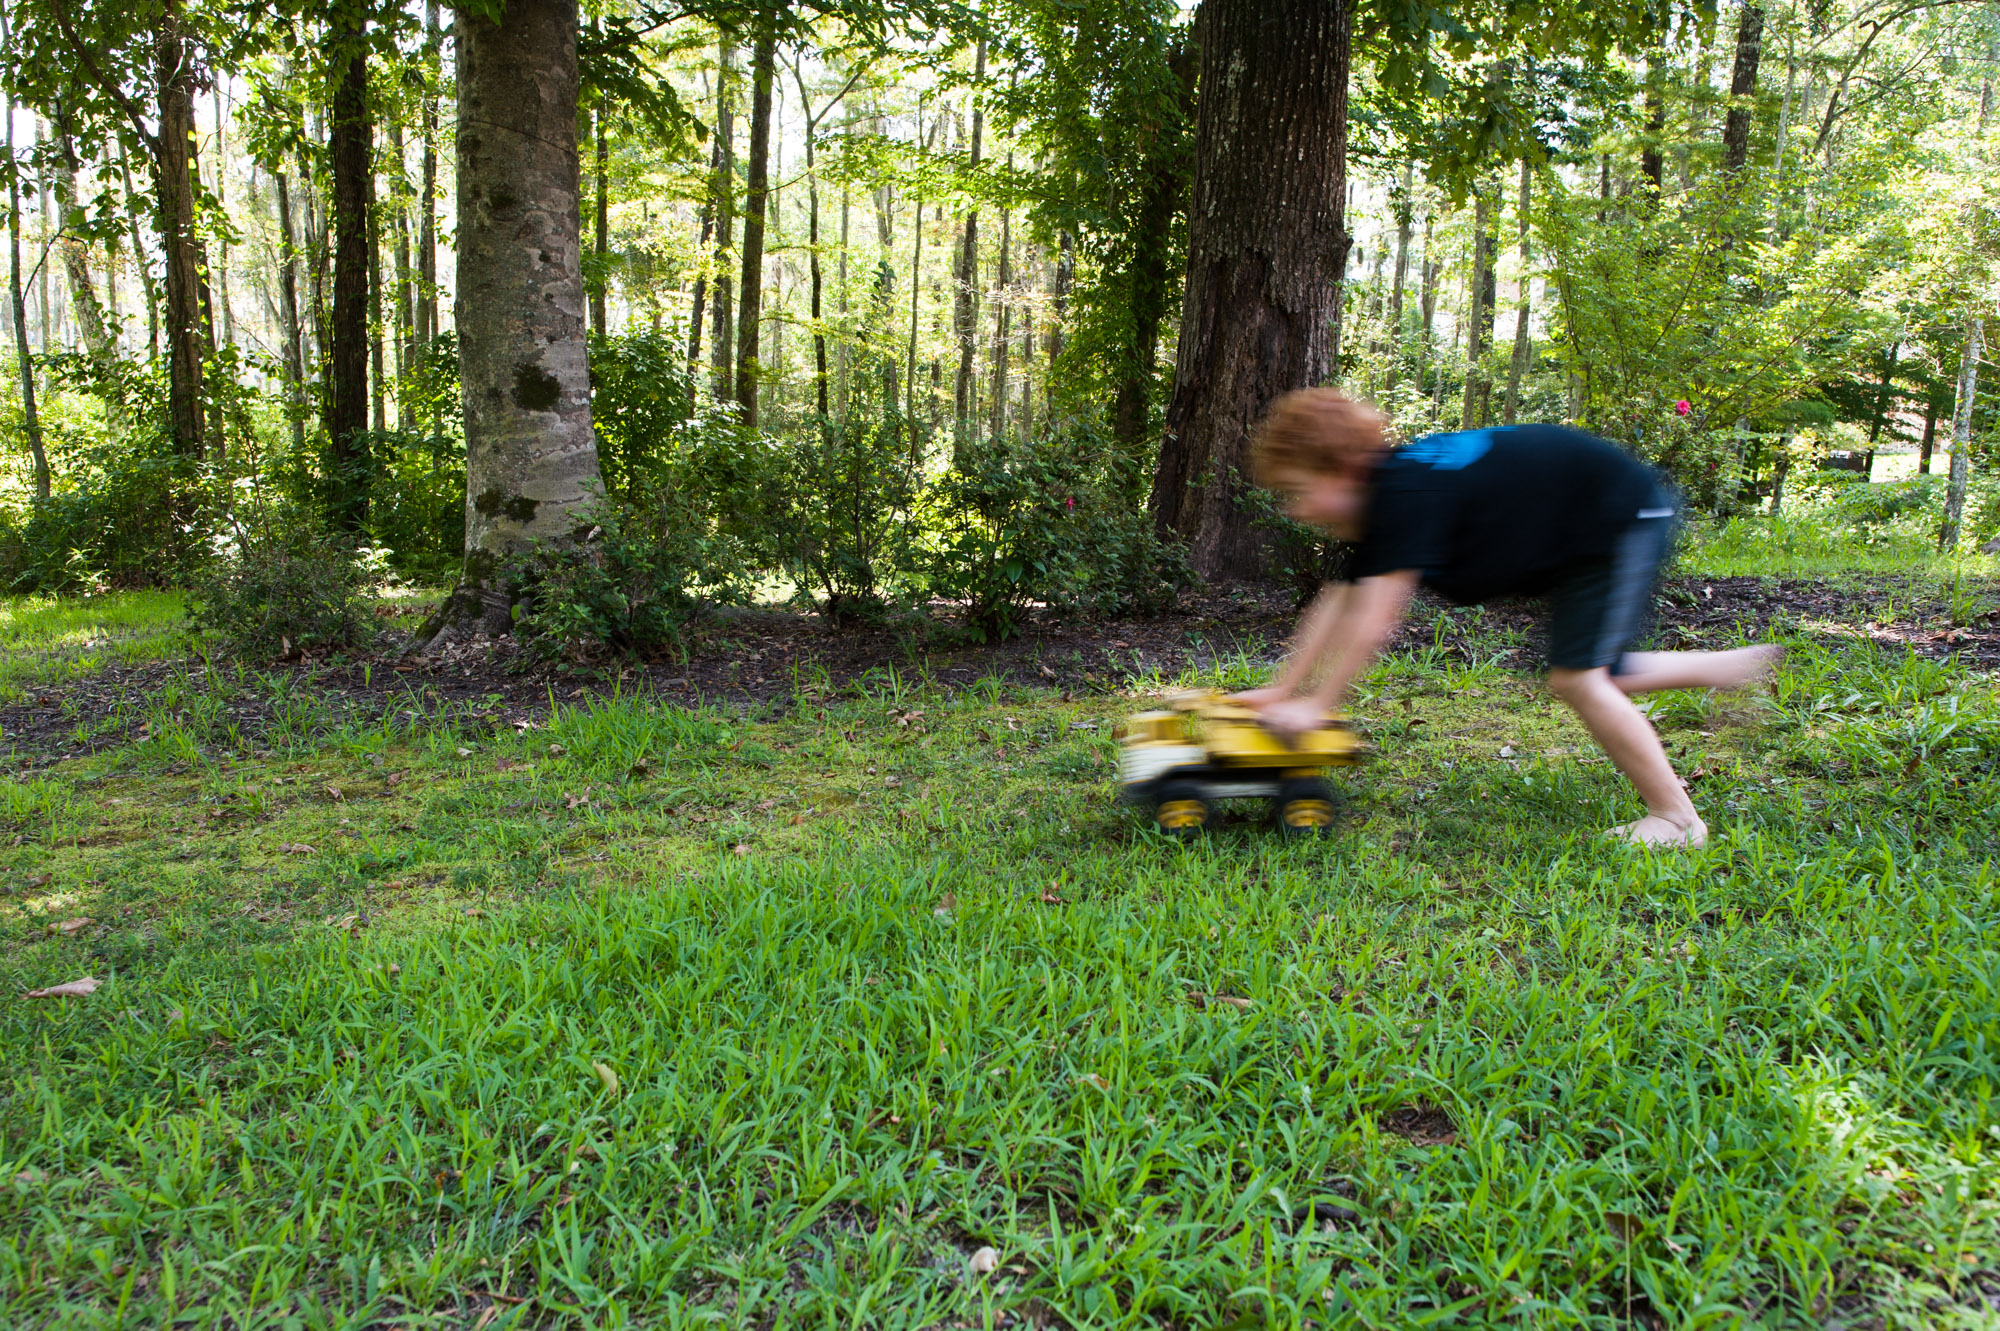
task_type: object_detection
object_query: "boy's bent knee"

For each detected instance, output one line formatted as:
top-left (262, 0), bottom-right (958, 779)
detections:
top-left (1546, 666), bottom-right (1610, 704)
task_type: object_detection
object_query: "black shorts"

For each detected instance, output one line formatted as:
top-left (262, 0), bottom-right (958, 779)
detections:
top-left (1545, 500), bottom-right (1676, 675)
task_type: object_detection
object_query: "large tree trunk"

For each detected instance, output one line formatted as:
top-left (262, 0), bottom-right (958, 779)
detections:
top-left (275, 169), bottom-right (307, 456)
top-left (733, 17), bottom-right (776, 429)
top-left (52, 112), bottom-right (111, 368)
top-left (1640, 46), bottom-right (1666, 195)
top-left (154, 8), bottom-right (212, 458)
top-left (415, 0), bottom-right (602, 647)
top-left (419, 0), bottom-right (440, 354)
top-left (391, 119), bottom-right (413, 426)
top-left (1721, 2), bottom-right (1765, 174)
top-left (328, 1), bottom-right (372, 531)
top-left (1150, 0), bottom-right (1352, 579)
top-left (1941, 315), bottom-right (1982, 550)
top-left (591, 102), bottom-right (608, 336)
top-left (1111, 35), bottom-right (1197, 462)
top-left (709, 37), bottom-right (737, 402)
top-left (952, 39), bottom-right (986, 454)
top-left (1503, 160), bottom-right (1532, 424)
top-left (1460, 183), bottom-right (1495, 429)
top-left (2, 0), bottom-right (48, 501)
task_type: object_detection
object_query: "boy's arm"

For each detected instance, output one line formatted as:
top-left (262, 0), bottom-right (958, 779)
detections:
top-left (1256, 571), bottom-right (1419, 740)
top-left (1235, 581), bottom-right (1351, 705)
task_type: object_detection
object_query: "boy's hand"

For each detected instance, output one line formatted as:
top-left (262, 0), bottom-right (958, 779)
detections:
top-left (1228, 686), bottom-right (1292, 710)
top-left (1257, 697), bottom-right (1328, 745)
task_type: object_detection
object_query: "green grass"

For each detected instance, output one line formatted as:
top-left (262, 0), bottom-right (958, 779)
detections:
top-left (0, 591), bottom-right (187, 704)
top-left (3, 623), bottom-right (2000, 1326)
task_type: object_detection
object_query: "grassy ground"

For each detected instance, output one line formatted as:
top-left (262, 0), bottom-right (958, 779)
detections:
top-left (0, 592), bottom-right (187, 705)
top-left (3, 588), bottom-right (2000, 1326)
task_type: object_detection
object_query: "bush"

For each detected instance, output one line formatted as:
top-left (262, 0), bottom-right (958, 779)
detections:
top-left (924, 428), bottom-right (1189, 640)
top-left (1239, 476), bottom-right (1349, 609)
top-left (510, 489), bottom-right (750, 662)
top-left (188, 517), bottom-right (372, 660)
top-left (768, 416), bottom-right (924, 626)
top-left (365, 429), bottom-right (466, 584)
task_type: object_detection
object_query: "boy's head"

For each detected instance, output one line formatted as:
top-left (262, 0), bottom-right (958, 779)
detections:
top-left (1249, 389), bottom-right (1387, 540)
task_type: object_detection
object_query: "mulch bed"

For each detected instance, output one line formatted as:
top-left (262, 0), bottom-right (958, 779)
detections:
top-left (3, 573), bottom-right (1995, 763)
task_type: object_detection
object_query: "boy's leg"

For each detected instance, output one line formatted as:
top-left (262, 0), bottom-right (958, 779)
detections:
top-left (1612, 645), bottom-right (1783, 694)
top-left (1548, 665), bottom-right (1707, 847)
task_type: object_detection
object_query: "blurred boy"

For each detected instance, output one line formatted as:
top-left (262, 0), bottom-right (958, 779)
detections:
top-left (1235, 389), bottom-right (1779, 848)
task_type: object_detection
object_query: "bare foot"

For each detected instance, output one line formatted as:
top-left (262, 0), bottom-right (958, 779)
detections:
top-left (1606, 814), bottom-right (1709, 848)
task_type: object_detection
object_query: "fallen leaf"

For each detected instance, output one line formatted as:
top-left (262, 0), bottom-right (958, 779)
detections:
top-left (49, 917), bottom-right (94, 936)
top-left (564, 789), bottom-right (592, 810)
top-left (20, 873), bottom-right (51, 890)
top-left (1038, 665), bottom-right (1056, 679)
top-left (323, 785), bottom-right (345, 802)
top-left (1038, 888), bottom-right (1065, 905)
top-left (329, 914), bottom-right (362, 931)
top-left (933, 892), bottom-right (957, 916)
top-left (969, 1245), bottom-right (999, 1275)
top-left (592, 1061), bottom-right (620, 1095)
top-left (731, 843), bottom-right (751, 857)
top-left (471, 1307), bottom-right (500, 1331)
top-left (1074, 1072), bottom-right (1108, 1091)
top-left (547, 743), bottom-right (567, 757)
top-left (1216, 995), bottom-right (1254, 1011)
top-left (463, 907), bottom-right (487, 918)
top-left (13, 1169), bottom-right (47, 1186)
top-left (280, 842), bottom-right (316, 856)
top-left (23, 976), bottom-right (101, 999)
top-left (1499, 745), bottom-right (1517, 759)
top-left (455, 747), bottom-right (473, 758)
top-left (755, 798), bottom-right (777, 811)
top-left (1606, 1212), bottom-right (1645, 1245)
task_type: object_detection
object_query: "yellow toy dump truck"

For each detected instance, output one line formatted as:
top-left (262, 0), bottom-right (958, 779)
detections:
top-left (1116, 690), bottom-right (1366, 838)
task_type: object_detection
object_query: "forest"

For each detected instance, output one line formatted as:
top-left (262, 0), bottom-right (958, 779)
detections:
top-left (2, 0), bottom-right (2000, 1325)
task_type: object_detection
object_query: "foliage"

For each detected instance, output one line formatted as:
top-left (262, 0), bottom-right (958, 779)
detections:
top-left (924, 426), bottom-right (1183, 640)
top-left (1239, 477), bottom-right (1351, 609)
top-left (186, 513), bottom-right (372, 661)
top-left (767, 415), bottom-right (926, 625)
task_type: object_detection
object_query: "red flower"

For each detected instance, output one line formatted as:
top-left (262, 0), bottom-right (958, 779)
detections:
top-left (1675, 399), bottom-right (1691, 416)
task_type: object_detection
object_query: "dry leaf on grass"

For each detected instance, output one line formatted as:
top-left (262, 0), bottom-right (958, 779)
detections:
top-left (969, 1246), bottom-right (999, 1275)
top-left (933, 892), bottom-right (957, 916)
top-left (20, 873), bottom-right (51, 890)
top-left (592, 1062), bottom-right (620, 1095)
top-left (455, 747), bottom-right (474, 758)
top-left (323, 785), bottom-right (345, 802)
top-left (279, 842), bottom-right (316, 856)
top-left (23, 976), bottom-right (100, 999)
top-left (463, 907), bottom-right (487, 918)
top-left (731, 843), bottom-right (751, 857)
top-left (49, 917), bottom-right (94, 936)
top-left (328, 914), bottom-right (363, 931)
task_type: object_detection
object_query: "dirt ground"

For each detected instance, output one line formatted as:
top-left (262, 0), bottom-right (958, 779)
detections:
top-left (3, 573), bottom-right (1995, 762)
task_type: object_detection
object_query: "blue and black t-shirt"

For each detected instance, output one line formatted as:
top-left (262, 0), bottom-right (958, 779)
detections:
top-left (1348, 425), bottom-right (1667, 605)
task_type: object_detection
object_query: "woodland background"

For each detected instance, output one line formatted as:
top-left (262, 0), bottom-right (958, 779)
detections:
top-left (0, 0), bottom-right (1993, 652)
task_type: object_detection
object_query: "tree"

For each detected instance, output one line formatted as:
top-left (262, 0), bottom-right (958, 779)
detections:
top-left (733, 9), bottom-right (777, 429)
top-left (415, 0), bottom-right (602, 646)
top-left (1149, 0), bottom-right (1353, 578)
top-left (327, 0), bottom-right (372, 530)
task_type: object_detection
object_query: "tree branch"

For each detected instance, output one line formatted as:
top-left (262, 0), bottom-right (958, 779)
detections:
top-left (44, 0), bottom-right (160, 162)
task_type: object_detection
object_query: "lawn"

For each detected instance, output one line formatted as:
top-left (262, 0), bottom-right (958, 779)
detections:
top-left (2, 559), bottom-right (1999, 1326)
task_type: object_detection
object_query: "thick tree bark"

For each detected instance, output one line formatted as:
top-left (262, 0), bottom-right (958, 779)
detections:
top-left (1941, 315), bottom-right (1981, 549)
top-left (275, 169), bottom-right (307, 456)
top-left (591, 104), bottom-right (608, 336)
top-left (1151, 0), bottom-right (1352, 579)
top-left (416, 0), bottom-right (602, 646)
top-left (3, 3), bottom-right (48, 501)
top-left (1721, 2), bottom-right (1765, 174)
top-left (328, 3), bottom-right (372, 530)
top-left (1460, 183), bottom-right (1495, 429)
top-left (952, 39), bottom-right (986, 452)
top-left (210, 87), bottom-right (233, 350)
top-left (1640, 46), bottom-right (1666, 195)
top-left (733, 17), bottom-right (776, 429)
top-left (1111, 35), bottom-right (1197, 461)
top-left (1920, 396), bottom-right (1938, 474)
top-left (687, 124), bottom-right (720, 370)
top-left (709, 38), bottom-right (737, 402)
top-left (154, 9), bottom-right (213, 458)
top-left (1503, 160), bottom-right (1532, 425)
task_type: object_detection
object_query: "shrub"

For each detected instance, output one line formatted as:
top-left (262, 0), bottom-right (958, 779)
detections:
top-left (366, 429), bottom-right (466, 584)
top-left (925, 428), bottom-right (1189, 640)
top-left (188, 516), bottom-right (372, 660)
top-left (769, 416), bottom-right (924, 626)
top-left (510, 489), bottom-right (750, 662)
top-left (1239, 477), bottom-right (1349, 609)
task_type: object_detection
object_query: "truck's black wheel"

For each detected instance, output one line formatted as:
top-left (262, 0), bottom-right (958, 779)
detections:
top-left (1152, 779), bottom-right (1212, 839)
top-left (1274, 777), bottom-right (1341, 837)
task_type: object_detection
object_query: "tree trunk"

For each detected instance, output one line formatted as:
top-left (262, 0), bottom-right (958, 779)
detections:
top-left (154, 7), bottom-right (213, 458)
top-left (1641, 45), bottom-right (1666, 195)
top-left (733, 17), bottom-right (776, 429)
top-left (952, 40), bottom-right (987, 456)
top-left (275, 169), bottom-right (307, 456)
top-left (1384, 162), bottom-right (1413, 389)
top-left (1868, 343), bottom-right (1897, 444)
top-left (3, 0), bottom-right (48, 501)
top-left (1941, 315), bottom-right (1981, 550)
top-left (419, 0), bottom-right (440, 353)
top-left (709, 38), bottom-right (737, 402)
top-left (1112, 35), bottom-right (1197, 461)
top-left (591, 103), bottom-right (608, 336)
top-left (1503, 160), bottom-right (1532, 424)
top-left (1460, 184), bottom-right (1493, 429)
top-left (988, 199), bottom-right (1010, 443)
top-left (1417, 211), bottom-right (1437, 391)
top-left (416, 0), bottom-right (602, 647)
top-left (1151, 0), bottom-right (1352, 579)
top-left (52, 111), bottom-right (111, 368)
top-left (1920, 395), bottom-right (1938, 474)
top-left (1721, 2), bottom-right (1765, 174)
top-left (687, 105), bottom-right (722, 370)
top-left (210, 87), bottom-right (233, 350)
top-left (392, 119), bottom-right (413, 426)
top-left (329, 2), bottom-right (372, 529)
top-left (805, 114), bottom-right (827, 418)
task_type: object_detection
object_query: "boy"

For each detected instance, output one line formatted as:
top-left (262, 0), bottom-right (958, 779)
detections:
top-left (1235, 389), bottom-right (1779, 848)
